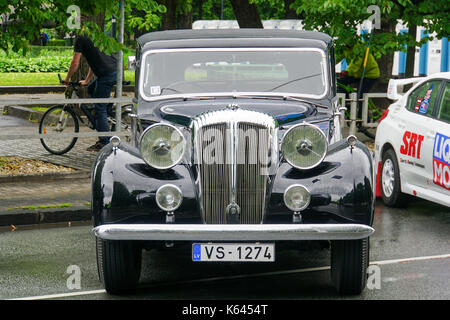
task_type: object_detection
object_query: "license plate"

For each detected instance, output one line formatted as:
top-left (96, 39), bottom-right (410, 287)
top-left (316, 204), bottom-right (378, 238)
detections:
top-left (192, 243), bottom-right (275, 262)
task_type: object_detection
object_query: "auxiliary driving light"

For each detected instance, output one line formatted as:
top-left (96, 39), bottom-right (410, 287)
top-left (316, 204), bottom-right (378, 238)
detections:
top-left (347, 135), bottom-right (358, 148)
top-left (283, 184), bottom-right (311, 212)
top-left (156, 184), bottom-right (183, 212)
top-left (110, 136), bottom-right (121, 148)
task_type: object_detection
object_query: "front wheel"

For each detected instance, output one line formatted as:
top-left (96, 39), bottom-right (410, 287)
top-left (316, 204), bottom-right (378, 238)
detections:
top-left (39, 105), bottom-right (79, 155)
top-left (96, 237), bottom-right (142, 295)
top-left (380, 148), bottom-right (407, 207)
top-left (331, 237), bottom-right (369, 295)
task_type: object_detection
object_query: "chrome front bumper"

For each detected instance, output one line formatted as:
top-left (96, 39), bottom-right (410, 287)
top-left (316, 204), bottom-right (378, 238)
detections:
top-left (93, 224), bottom-right (374, 241)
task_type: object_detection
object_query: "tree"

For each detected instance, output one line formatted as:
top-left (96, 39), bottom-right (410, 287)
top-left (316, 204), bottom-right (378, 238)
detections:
top-left (0, 0), bottom-right (165, 55)
top-left (291, 0), bottom-right (450, 92)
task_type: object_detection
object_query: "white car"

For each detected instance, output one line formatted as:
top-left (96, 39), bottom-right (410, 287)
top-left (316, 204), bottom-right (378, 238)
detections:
top-left (374, 72), bottom-right (450, 207)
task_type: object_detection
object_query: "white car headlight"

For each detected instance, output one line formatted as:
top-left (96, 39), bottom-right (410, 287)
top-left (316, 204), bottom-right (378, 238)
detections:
top-left (139, 123), bottom-right (185, 170)
top-left (281, 123), bottom-right (328, 170)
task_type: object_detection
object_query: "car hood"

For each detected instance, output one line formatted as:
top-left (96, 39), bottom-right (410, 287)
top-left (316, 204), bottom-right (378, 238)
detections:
top-left (146, 98), bottom-right (327, 127)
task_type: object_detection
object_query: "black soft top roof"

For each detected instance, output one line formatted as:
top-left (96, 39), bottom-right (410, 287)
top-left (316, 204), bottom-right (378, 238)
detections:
top-left (137, 29), bottom-right (333, 48)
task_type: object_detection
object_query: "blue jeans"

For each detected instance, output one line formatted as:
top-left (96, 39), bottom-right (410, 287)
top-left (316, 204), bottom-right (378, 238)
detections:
top-left (88, 72), bottom-right (117, 145)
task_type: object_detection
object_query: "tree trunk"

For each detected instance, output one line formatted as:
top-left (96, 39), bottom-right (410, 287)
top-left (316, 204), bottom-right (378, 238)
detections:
top-left (284, 0), bottom-right (298, 19)
top-left (229, 0), bottom-right (263, 28)
top-left (405, 23), bottom-right (417, 79)
top-left (162, 0), bottom-right (177, 30)
top-left (371, 16), bottom-right (396, 109)
top-left (179, 7), bottom-right (193, 29)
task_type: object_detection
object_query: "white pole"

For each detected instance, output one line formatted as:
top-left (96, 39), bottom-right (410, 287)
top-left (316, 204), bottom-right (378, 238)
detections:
top-left (349, 92), bottom-right (357, 136)
top-left (115, 0), bottom-right (124, 133)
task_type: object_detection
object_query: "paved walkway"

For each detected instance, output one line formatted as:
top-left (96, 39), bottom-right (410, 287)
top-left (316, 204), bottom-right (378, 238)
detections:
top-left (0, 95), bottom-right (98, 224)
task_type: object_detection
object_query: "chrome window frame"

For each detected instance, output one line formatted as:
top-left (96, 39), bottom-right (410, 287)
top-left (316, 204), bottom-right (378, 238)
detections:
top-left (139, 47), bottom-right (330, 102)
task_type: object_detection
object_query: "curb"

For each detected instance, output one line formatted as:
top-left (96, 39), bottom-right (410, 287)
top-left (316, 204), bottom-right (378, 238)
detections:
top-left (2, 105), bottom-right (45, 122)
top-left (0, 170), bottom-right (90, 183)
top-left (0, 206), bottom-right (91, 227)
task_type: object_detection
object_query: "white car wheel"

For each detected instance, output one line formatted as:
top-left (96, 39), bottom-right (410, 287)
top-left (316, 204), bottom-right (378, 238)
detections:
top-left (380, 148), bottom-right (406, 207)
top-left (382, 158), bottom-right (395, 197)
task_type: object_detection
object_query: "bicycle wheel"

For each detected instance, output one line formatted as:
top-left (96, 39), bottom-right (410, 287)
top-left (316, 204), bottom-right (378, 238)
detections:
top-left (109, 108), bottom-right (133, 142)
top-left (39, 105), bottom-right (79, 155)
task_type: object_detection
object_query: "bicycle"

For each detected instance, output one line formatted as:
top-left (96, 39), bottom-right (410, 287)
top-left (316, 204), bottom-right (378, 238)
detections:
top-left (38, 74), bottom-right (133, 155)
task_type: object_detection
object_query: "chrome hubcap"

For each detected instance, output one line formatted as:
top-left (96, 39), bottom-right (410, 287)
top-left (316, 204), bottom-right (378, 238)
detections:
top-left (382, 159), bottom-right (395, 197)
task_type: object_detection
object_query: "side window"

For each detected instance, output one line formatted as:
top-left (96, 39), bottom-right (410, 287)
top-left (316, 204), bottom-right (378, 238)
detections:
top-left (407, 80), bottom-right (442, 117)
top-left (437, 82), bottom-right (450, 123)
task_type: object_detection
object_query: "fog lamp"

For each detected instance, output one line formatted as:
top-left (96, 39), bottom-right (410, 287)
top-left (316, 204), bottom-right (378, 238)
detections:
top-left (283, 184), bottom-right (310, 212)
top-left (156, 184), bottom-right (183, 212)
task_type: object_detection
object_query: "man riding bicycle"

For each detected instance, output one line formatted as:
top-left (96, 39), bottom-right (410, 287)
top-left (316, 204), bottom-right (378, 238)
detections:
top-left (63, 34), bottom-right (117, 151)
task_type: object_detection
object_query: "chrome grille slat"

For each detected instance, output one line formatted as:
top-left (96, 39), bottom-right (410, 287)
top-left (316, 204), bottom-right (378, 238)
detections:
top-left (192, 108), bottom-right (277, 224)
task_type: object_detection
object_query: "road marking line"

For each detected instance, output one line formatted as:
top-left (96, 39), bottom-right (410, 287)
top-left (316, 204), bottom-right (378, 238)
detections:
top-left (8, 253), bottom-right (450, 300)
top-left (8, 289), bottom-right (106, 300)
top-left (371, 254), bottom-right (450, 265)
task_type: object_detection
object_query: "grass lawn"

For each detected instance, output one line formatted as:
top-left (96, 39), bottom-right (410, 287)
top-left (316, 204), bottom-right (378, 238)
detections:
top-left (0, 71), bottom-right (135, 86)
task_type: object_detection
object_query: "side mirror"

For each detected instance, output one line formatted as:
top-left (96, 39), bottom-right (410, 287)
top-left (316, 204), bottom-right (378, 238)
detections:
top-left (128, 56), bottom-right (136, 71)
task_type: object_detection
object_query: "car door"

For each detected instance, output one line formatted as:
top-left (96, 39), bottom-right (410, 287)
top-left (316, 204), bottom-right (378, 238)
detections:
top-left (429, 80), bottom-right (450, 196)
top-left (398, 79), bottom-right (443, 192)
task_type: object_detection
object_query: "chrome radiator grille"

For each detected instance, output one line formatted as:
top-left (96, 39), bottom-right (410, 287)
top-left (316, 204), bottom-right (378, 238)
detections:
top-left (192, 108), bottom-right (277, 224)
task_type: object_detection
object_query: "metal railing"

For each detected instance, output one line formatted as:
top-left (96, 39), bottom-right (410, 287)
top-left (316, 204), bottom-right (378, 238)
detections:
top-left (0, 97), bottom-right (133, 140)
top-left (0, 92), bottom-right (387, 141)
top-left (337, 92), bottom-right (388, 136)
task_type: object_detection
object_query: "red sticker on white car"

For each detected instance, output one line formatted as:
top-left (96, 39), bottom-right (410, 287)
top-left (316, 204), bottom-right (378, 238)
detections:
top-left (400, 131), bottom-right (424, 159)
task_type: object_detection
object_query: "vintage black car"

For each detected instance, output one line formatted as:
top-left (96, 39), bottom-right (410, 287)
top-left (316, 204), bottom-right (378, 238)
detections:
top-left (92, 29), bottom-right (375, 295)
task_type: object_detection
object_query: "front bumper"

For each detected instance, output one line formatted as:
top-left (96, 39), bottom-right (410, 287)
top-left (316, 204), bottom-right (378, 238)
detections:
top-left (93, 223), bottom-right (374, 241)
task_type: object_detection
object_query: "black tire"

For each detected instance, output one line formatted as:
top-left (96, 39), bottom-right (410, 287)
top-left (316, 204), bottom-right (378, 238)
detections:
top-left (331, 237), bottom-right (369, 295)
top-left (380, 148), bottom-right (407, 207)
top-left (39, 105), bottom-right (79, 155)
top-left (96, 237), bottom-right (142, 295)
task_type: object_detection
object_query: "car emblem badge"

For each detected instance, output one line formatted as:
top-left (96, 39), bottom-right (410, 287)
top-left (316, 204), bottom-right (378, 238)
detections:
top-left (226, 202), bottom-right (241, 224)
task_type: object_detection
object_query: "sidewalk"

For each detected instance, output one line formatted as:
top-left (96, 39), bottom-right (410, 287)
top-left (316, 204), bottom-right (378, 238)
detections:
top-left (0, 97), bottom-right (97, 226)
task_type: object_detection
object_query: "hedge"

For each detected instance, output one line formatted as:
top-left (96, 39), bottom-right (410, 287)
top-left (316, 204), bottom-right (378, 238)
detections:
top-left (0, 56), bottom-right (71, 73)
top-left (47, 40), bottom-right (66, 46)
top-left (0, 46), bottom-right (72, 58)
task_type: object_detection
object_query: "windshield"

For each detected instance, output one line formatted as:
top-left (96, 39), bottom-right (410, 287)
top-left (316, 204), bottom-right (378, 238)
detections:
top-left (140, 48), bottom-right (328, 100)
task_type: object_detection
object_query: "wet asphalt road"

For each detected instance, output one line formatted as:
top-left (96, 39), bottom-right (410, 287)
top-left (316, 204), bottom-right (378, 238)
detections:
top-left (0, 199), bottom-right (448, 301)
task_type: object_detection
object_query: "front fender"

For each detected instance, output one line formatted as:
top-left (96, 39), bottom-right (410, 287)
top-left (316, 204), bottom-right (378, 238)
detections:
top-left (268, 139), bottom-right (374, 226)
top-left (91, 143), bottom-right (200, 226)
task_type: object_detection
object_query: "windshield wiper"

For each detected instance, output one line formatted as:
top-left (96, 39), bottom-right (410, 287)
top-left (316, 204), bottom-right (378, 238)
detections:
top-left (264, 73), bottom-right (322, 92)
top-left (281, 96), bottom-right (329, 109)
top-left (226, 93), bottom-right (329, 109)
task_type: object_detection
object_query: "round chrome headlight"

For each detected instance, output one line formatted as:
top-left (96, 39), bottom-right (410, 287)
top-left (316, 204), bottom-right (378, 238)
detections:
top-left (284, 184), bottom-right (311, 212)
top-left (156, 184), bottom-right (183, 212)
top-left (281, 123), bottom-right (328, 170)
top-left (139, 123), bottom-right (185, 170)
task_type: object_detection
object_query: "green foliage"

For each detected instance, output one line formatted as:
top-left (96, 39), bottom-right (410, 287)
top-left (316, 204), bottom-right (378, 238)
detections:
top-left (291, 0), bottom-right (449, 63)
top-left (47, 40), bottom-right (67, 46)
top-left (0, 46), bottom-right (72, 58)
top-left (0, 56), bottom-right (72, 73)
top-left (0, 0), bottom-right (165, 55)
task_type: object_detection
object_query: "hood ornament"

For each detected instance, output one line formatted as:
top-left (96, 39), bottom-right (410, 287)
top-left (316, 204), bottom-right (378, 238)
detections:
top-left (226, 103), bottom-right (240, 111)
